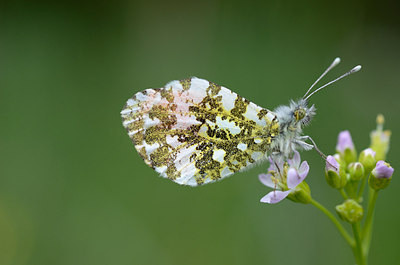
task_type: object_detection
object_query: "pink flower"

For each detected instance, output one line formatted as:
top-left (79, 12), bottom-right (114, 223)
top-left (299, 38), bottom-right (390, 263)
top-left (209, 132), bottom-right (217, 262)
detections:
top-left (324, 154), bottom-right (347, 189)
top-left (369, 160), bottom-right (394, 190)
top-left (259, 151), bottom-right (309, 204)
top-left (336, 130), bottom-right (355, 153)
top-left (325, 155), bottom-right (340, 173)
top-left (372, 161), bottom-right (394, 179)
top-left (336, 130), bottom-right (357, 163)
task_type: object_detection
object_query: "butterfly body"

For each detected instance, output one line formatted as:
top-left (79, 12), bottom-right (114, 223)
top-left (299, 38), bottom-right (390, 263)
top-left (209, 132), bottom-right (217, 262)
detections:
top-left (271, 99), bottom-right (316, 158)
top-left (121, 77), bottom-right (314, 186)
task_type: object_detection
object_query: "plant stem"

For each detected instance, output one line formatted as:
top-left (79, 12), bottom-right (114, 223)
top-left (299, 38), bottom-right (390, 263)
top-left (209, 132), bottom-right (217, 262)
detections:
top-left (339, 188), bottom-right (348, 199)
top-left (310, 199), bottom-right (354, 247)
top-left (352, 223), bottom-right (366, 265)
top-left (357, 176), bottom-right (367, 201)
top-left (357, 170), bottom-right (371, 202)
top-left (363, 188), bottom-right (379, 258)
top-left (345, 180), bottom-right (358, 199)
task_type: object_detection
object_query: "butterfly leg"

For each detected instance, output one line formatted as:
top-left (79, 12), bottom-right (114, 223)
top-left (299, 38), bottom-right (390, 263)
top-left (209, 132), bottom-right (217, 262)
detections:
top-left (303, 136), bottom-right (327, 159)
top-left (303, 135), bottom-right (337, 170)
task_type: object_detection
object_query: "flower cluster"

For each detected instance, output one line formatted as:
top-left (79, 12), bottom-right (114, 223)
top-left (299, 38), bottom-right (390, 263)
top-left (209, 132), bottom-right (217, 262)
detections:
top-left (328, 117), bottom-right (393, 193)
top-left (258, 115), bottom-right (394, 207)
top-left (257, 112), bottom-right (394, 264)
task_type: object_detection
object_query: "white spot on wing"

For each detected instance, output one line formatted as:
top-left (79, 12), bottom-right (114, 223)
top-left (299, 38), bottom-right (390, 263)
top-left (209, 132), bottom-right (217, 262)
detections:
top-left (175, 163), bottom-right (197, 185)
top-left (166, 80), bottom-right (183, 91)
top-left (215, 116), bottom-right (241, 135)
top-left (237, 143), bottom-right (247, 151)
top-left (121, 107), bottom-right (139, 115)
top-left (212, 149), bottom-right (226, 163)
top-left (174, 145), bottom-right (198, 171)
top-left (155, 166), bottom-right (167, 174)
top-left (166, 135), bottom-right (182, 148)
top-left (128, 129), bottom-right (141, 136)
top-left (243, 103), bottom-right (262, 124)
top-left (221, 166), bottom-right (233, 177)
top-left (143, 142), bottom-right (160, 155)
top-left (123, 118), bottom-right (137, 126)
top-left (198, 124), bottom-right (208, 134)
top-left (189, 77), bottom-right (210, 91)
top-left (143, 115), bottom-right (160, 128)
top-left (217, 87), bottom-right (236, 111)
top-left (126, 98), bottom-right (136, 106)
top-left (150, 90), bottom-right (162, 103)
top-left (135, 92), bottom-right (147, 102)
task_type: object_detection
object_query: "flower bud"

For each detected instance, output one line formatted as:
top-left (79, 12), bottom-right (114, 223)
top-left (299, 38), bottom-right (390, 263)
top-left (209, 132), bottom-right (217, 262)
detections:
top-left (348, 162), bottom-right (365, 181)
top-left (370, 114), bottom-right (391, 161)
top-left (336, 131), bottom-right (357, 164)
top-left (369, 161), bottom-right (394, 190)
top-left (358, 148), bottom-right (376, 172)
top-left (325, 155), bottom-right (347, 189)
top-left (287, 181), bottom-right (312, 204)
top-left (336, 199), bottom-right (364, 224)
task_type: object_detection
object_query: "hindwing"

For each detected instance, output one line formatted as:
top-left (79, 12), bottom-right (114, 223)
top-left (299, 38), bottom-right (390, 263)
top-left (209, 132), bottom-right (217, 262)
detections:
top-left (121, 77), bottom-right (279, 186)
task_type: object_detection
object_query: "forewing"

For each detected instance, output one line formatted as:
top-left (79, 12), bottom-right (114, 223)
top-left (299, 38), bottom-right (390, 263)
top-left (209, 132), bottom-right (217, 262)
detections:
top-left (121, 77), bottom-right (279, 186)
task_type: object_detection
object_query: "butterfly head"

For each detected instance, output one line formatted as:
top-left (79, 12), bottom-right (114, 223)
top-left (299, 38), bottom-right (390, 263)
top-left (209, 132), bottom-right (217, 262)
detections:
top-left (274, 99), bottom-right (316, 130)
top-left (292, 99), bottom-right (316, 126)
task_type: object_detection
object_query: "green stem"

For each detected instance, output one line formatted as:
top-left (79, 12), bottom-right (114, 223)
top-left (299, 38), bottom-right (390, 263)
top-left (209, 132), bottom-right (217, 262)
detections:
top-left (352, 223), bottom-right (366, 265)
top-left (310, 199), bottom-right (354, 247)
top-left (345, 180), bottom-right (358, 199)
top-left (357, 177), bottom-right (367, 201)
top-left (339, 188), bottom-right (348, 199)
top-left (363, 188), bottom-right (379, 258)
top-left (357, 170), bottom-right (371, 202)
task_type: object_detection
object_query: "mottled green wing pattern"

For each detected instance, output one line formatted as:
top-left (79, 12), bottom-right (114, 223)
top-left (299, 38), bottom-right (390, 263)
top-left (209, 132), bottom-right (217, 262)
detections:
top-left (121, 77), bottom-right (280, 186)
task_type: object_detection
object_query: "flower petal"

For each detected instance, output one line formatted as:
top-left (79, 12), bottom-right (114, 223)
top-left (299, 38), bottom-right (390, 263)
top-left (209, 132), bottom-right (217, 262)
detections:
top-left (260, 190), bottom-right (291, 204)
top-left (258, 173), bottom-right (276, 188)
top-left (363, 148), bottom-right (376, 158)
top-left (268, 157), bottom-right (284, 172)
top-left (372, 160), bottom-right (394, 179)
top-left (287, 168), bottom-right (305, 189)
top-left (298, 161), bottom-right (310, 180)
top-left (336, 130), bottom-right (355, 153)
top-left (267, 163), bottom-right (276, 173)
top-left (326, 155), bottom-right (339, 173)
top-left (288, 150), bottom-right (301, 168)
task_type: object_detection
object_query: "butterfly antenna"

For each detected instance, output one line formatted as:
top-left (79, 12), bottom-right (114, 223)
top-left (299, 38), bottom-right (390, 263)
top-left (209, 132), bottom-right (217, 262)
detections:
top-left (304, 65), bottom-right (362, 101)
top-left (303, 57), bottom-right (341, 99)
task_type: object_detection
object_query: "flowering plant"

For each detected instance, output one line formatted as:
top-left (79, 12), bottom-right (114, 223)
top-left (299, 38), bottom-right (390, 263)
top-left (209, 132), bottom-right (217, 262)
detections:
top-left (259, 115), bottom-right (393, 265)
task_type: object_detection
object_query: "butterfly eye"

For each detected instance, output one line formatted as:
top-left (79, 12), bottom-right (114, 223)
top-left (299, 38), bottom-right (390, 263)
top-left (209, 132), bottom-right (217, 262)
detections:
top-left (294, 108), bottom-right (306, 121)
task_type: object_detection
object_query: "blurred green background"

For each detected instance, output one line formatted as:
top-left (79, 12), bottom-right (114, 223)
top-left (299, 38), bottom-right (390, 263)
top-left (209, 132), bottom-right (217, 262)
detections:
top-left (1, 0), bottom-right (399, 264)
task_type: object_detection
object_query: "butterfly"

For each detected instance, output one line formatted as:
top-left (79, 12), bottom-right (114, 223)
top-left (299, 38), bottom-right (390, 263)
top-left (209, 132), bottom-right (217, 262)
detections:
top-left (121, 58), bottom-right (361, 186)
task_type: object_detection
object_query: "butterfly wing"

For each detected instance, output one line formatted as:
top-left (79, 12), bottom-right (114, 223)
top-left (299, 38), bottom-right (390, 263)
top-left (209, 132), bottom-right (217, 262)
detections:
top-left (121, 77), bottom-right (279, 186)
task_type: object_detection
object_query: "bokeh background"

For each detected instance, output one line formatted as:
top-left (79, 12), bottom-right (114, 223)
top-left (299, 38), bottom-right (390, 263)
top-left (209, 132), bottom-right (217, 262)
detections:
top-left (1, 0), bottom-right (399, 264)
